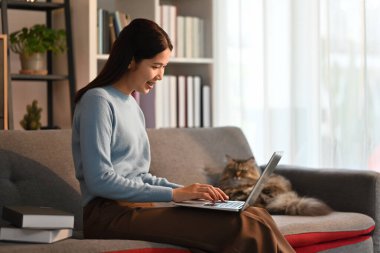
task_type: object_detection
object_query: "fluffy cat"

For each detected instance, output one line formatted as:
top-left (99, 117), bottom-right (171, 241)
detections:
top-left (219, 155), bottom-right (333, 216)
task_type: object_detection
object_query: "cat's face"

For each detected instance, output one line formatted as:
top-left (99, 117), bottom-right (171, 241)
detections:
top-left (220, 155), bottom-right (260, 183)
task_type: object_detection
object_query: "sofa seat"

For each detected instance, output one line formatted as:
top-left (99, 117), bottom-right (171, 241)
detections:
top-left (273, 212), bottom-right (375, 253)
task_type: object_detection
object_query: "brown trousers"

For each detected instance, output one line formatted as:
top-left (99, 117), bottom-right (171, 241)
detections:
top-left (83, 198), bottom-right (295, 253)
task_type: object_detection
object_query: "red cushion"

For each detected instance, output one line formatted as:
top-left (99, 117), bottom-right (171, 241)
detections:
top-left (285, 225), bottom-right (375, 248)
top-left (293, 235), bottom-right (372, 253)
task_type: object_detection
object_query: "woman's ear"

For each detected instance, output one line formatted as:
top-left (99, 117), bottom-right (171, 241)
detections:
top-left (128, 58), bottom-right (136, 70)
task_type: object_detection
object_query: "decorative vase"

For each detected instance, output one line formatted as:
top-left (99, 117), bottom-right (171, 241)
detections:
top-left (19, 52), bottom-right (47, 75)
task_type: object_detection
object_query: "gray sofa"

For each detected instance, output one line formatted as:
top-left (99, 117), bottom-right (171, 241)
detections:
top-left (0, 127), bottom-right (378, 253)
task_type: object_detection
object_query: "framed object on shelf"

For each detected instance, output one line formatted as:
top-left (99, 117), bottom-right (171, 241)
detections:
top-left (0, 34), bottom-right (8, 130)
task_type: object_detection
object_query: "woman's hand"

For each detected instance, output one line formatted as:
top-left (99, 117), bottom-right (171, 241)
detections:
top-left (172, 183), bottom-right (229, 202)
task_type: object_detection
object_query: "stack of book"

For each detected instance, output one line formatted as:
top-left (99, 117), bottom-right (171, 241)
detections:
top-left (0, 206), bottom-right (74, 243)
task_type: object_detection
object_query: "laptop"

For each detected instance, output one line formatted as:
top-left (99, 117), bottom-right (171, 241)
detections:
top-left (174, 151), bottom-right (283, 212)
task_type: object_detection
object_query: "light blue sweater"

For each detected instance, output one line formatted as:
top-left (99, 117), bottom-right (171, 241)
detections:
top-left (72, 86), bottom-right (181, 206)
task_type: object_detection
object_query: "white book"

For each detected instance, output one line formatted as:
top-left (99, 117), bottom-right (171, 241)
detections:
top-left (193, 76), bottom-right (202, 128)
top-left (169, 5), bottom-right (177, 57)
top-left (160, 5), bottom-right (170, 40)
top-left (162, 77), bottom-right (170, 127)
top-left (202, 85), bottom-right (211, 127)
top-left (2, 206), bottom-right (74, 229)
top-left (186, 76), bottom-right (194, 128)
top-left (199, 18), bottom-right (204, 58)
top-left (177, 76), bottom-right (186, 128)
top-left (185, 17), bottom-right (193, 58)
top-left (0, 226), bottom-right (72, 243)
top-left (192, 17), bottom-right (200, 58)
top-left (97, 8), bottom-right (103, 54)
top-left (169, 75), bottom-right (177, 128)
top-left (160, 4), bottom-right (177, 57)
top-left (176, 16), bottom-right (185, 58)
top-left (155, 77), bottom-right (165, 129)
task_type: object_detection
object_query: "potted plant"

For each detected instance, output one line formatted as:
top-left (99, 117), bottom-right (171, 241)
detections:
top-left (10, 24), bottom-right (66, 75)
top-left (20, 100), bottom-right (42, 130)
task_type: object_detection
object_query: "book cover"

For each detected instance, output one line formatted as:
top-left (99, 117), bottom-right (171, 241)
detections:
top-left (97, 8), bottom-right (103, 54)
top-left (176, 16), bottom-right (185, 58)
top-left (177, 75), bottom-right (187, 128)
top-left (2, 206), bottom-right (74, 229)
top-left (0, 226), bottom-right (72, 243)
top-left (109, 14), bottom-right (116, 47)
top-left (169, 75), bottom-right (178, 128)
top-left (186, 76), bottom-right (194, 128)
top-left (154, 76), bottom-right (165, 128)
top-left (102, 9), bottom-right (110, 54)
top-left (202, 85), bottom-right (211, 127)
top-left (185, 17), bottom-right (193, 58)
top-left (193, 76), bottom-right (202, 128)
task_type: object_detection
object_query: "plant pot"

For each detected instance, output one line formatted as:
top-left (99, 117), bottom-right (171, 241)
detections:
top-left (19, 52), bottom-right (48, 75)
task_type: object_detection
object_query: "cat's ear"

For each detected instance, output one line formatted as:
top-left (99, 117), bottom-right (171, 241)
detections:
top-left (246, 156), bottom-right (256, 163)
top-left (225, 154), bottom-right (234, 164)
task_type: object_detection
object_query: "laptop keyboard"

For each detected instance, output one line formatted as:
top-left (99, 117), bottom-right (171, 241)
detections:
top-left (204, 201), bottom-right (244, 209)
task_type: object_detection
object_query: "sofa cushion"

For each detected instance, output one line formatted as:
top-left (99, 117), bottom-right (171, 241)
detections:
top-left (273, 212), bottom-right (375, 250)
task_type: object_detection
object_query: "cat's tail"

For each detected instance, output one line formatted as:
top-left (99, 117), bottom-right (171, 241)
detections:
top-left (266, 192), bottom-right (333, 216)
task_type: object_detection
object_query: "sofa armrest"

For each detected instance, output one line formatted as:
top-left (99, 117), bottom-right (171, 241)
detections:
top-left (274, 165), bottom-right (380, 219)
top-left (274, 165), bottom-right (380, 251)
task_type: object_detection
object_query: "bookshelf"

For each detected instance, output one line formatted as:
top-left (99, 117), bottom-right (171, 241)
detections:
top-left (0, 0), bottom-right (76, 130)
top-left (72, 0), bottom-right (214, 128)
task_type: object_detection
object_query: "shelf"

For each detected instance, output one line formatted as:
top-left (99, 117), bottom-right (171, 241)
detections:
top-left (0, 1), bottom-right (64, 11)
top-left (170, 58), bottom-right (214, 64)
top-left (11, 74), bottom-right (68, 81)
top-left (97, 54), bottom-right (213, 64)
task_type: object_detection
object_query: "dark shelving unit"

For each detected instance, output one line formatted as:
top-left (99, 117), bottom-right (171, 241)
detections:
top-left (0, 0), bottom-right (76, 129)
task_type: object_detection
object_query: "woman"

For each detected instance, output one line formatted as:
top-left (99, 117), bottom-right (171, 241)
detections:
top-left (72, 18), bottom-right (294, 253)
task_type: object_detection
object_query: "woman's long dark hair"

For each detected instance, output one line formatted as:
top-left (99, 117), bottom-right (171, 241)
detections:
top-left (74, 18), bottom-right (173, 103)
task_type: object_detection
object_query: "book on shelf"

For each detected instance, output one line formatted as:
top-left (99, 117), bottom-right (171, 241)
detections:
top-left (2, 206), bottom-right (74, 229)
top-left (186, 76), bottom-right (194, 128)
top-left (102, 9), bottom-right (110, 54)
top-left (0, 225), bottom-right (72, 243)
top-left (185, 17), bottom-right (193, 58)
top-left (193, 76), bottom-right (202, 128)
top-left (168, 75), bottom-right (177, 128)
top-left (160, 4), bottom-right (177, 57)
top-left (176, 16), bottom-right (185, 58)
top-left (109, 13), bottom-right (117, 46)
top-left (177, 75), bottom-right (187, 128)
top-left (97, 8), bottom-right (103, 54)
top-left (202, 85), bottom-right (211, 127)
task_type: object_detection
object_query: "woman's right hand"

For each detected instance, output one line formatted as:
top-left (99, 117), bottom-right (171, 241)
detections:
top-left (172, 183), bottom-right (229, 202)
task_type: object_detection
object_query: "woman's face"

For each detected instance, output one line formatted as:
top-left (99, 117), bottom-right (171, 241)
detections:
top-left (128, 48), bottom-right (171, 94)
